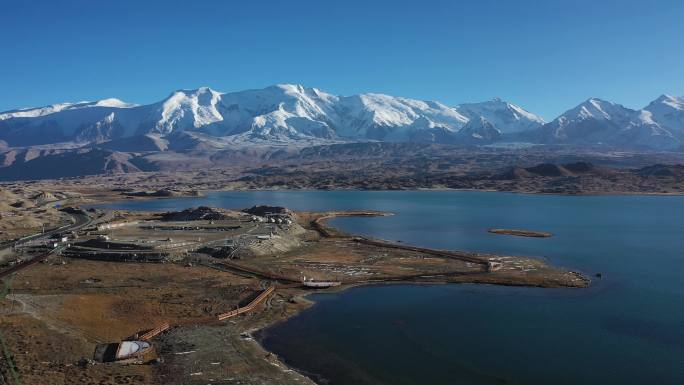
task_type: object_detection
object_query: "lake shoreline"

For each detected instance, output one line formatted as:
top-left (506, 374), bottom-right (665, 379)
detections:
top-left (229, 210), bottom-right (591, 385)
top-left (6, 189), bottom-right (679, 385)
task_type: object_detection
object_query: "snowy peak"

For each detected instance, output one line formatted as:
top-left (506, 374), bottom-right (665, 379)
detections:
top-left (269, 83), bottom-right (320, 96)
top-left (93, 98), bottom-right (138, 108)
top-left (644, 94), bottom-right (684, 133)
top-left (150, 86), bottom-right (224, 134)
top-left (546, 98), bottom-right (638, 135)
top-left (454, 98), bottom-right (545, 133)
top-left (207, 83), bottom-right (339, 140)
top-left (334, 93), bottom-right (468, 140)
top-left (0, 98), bottom-right (136, 121)
top-left (1, 86), bottom-right (683, 150)
top-left (541, 97), bottom-right (681, 150)
top-left (580, 98), bottom-right (611, 118)
top-left (0, 103), bottom-right (77, 120)
top-left (166, 86), bottom-right (222, 101)
top-left (568, 98), bottom-right (633, 121)
top-left (650, 94), bottom-right (684, 110)
top-left (549, 98), bottom-right (629, 129)
top-left (457, 116), bottom-right (501, 144)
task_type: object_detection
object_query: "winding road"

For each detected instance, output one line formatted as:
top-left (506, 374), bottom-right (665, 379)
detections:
top-left (0, 210), bottom-right (92, 279)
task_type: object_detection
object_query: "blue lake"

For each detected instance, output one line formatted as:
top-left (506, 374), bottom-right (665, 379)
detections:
top-left (98, 191), bottom-right (684, 384)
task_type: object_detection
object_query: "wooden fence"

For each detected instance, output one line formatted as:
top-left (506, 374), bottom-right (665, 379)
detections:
top-left (217, 286), bottom-right (275, 321)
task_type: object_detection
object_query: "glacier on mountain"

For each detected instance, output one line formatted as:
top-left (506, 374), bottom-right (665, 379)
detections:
top-left (0, 85), bottom-right (682, 150)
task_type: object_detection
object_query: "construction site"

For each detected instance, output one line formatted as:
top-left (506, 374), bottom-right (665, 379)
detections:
top-left (0, 204), bottom-right (589, 385)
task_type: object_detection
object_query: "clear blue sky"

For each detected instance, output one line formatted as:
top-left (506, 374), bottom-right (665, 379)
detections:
top-left (1, 0), bottom-right (683, 119)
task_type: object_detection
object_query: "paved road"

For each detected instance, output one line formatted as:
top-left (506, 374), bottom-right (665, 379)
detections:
top-left (0, 245), bottom-right (66, 279)
top-left (0, 210), bottom-right (92, 278)
top-left (15, 212), bottom-right (89, 247)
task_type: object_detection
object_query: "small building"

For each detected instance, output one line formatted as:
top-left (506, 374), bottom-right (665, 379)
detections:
top-left (97, 221), bottom-right (138, 231)
top-left (93, 340), bottom-right (154, 363)
top-left (302, 277), bottom-right (342, 288)
top-left (487, 261), bottom-right (503, 272)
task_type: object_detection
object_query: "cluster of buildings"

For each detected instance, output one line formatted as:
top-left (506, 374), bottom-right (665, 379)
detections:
top-left (250, 214), bottom-right (292, 225)
top-left (96, 221), bottom-right (139, 231)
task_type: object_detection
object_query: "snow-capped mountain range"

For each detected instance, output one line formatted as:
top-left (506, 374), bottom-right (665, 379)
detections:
top-left (455, 98), bottom-right (546, 134)
top-left (540, 97), bottom-right (684, 150)
top-left (0, 84), bottom-right (682, 150)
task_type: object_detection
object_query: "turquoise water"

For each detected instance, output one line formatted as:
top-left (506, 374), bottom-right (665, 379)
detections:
top-left (98, 191), bottom-right (684, 384)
